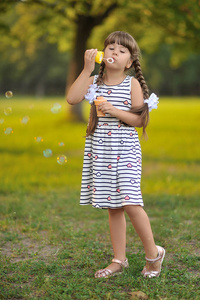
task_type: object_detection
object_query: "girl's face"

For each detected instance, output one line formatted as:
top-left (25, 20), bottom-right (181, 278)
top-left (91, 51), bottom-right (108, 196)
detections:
top-left (104, 42), bottom-right (133, 70)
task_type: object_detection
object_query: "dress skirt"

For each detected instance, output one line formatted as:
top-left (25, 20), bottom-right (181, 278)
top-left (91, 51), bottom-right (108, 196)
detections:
top-left (80, 117), bottom-right (144, 209)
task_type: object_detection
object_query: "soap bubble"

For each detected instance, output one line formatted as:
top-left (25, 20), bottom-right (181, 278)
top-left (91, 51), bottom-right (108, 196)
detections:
top-left (58, 142), bottom-right (64, 147)
top-left (0, 118), bottom-right (4, 124)
top-left (5, 91), bottom-right (13, 98)
top-left (43, 149), bottom-right (52, 158)
top-left (51, 103), bottom-right (62, 114)
top-left (20, 116), bottom-right (30, 124)
top-left (34, 136), bottom-right (43, 143)
top-left (57, 155), bottom-right (67, 165)
top-left (4, 127), bottom-right (13, 135)
top-left (4, 107), bottom-right (12, 116)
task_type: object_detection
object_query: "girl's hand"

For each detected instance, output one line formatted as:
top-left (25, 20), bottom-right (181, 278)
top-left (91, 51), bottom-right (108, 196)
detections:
top-left (84, 49), bottom-right (97, 75)
top-left (98, 101), bottom-right (117, 116)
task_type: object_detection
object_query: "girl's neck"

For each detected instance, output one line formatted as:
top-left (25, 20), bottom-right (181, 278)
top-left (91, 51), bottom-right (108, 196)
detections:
top-left (103, 71), bottom-right (126, 86)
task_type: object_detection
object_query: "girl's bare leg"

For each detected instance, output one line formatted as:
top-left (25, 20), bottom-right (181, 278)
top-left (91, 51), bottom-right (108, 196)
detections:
top-left (124, 205), bottom-right (160, 273)
top-left (104, 208), bottom-right (127, 273)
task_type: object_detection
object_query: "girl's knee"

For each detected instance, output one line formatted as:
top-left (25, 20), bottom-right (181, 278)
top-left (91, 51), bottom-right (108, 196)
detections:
top-left (124, 205), bottom-right (144, 217)
top-left (108, 207), bottom-right (124, 216)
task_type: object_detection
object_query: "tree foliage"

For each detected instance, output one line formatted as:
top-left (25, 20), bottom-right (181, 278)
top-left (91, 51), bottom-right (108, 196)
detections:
top-left (0, 0), bottom-right (199, 117)
top-left (1, 0), bottom-right (199, 67)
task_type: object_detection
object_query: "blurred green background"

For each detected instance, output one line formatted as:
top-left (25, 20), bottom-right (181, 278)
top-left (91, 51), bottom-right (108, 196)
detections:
top-left (0, 0), bottom-right (200, 99)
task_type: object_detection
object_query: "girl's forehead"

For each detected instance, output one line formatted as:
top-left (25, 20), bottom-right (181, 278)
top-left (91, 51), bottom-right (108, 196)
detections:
top-left (107, 42), bottom-right (127, 49)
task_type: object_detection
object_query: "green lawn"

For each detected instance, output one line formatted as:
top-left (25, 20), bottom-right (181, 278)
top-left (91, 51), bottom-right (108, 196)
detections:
top-left (0, 96), bottom-right (200, 299)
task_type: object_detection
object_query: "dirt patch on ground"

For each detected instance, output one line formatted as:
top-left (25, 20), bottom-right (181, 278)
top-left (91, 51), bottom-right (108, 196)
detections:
top-left (1, 236), bottom-right (60, 263)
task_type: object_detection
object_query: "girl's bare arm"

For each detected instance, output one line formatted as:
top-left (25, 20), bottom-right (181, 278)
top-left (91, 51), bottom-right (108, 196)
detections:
top-left (66, 49), bottom-right (97, 105)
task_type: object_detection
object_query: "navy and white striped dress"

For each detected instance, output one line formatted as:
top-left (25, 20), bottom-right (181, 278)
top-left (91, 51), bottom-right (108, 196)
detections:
top-left (80, 75), bottom-right (144, 209)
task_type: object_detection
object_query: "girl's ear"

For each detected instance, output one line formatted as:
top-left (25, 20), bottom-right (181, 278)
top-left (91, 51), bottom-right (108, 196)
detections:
top-left (126, 59), bottom-right (133, 69)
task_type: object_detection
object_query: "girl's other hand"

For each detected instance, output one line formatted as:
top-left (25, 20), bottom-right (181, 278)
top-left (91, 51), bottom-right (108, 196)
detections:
top-left (98, 101), bottom-right (117, 117)
top-left (84, 49), bottom-right (98, 75)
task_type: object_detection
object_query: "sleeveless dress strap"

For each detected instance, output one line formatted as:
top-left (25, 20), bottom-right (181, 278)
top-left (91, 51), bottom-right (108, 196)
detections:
top-left (128, 76), bottom-right (133, 94)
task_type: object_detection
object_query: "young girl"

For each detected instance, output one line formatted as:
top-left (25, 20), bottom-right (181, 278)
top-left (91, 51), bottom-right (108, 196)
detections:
top-left (67, 31), bottom-right (165, 278)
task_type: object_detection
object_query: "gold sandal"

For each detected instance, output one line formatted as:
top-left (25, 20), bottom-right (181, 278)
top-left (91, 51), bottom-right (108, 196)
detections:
top-left (143, 245), bottom-right (165, 278)
top-left (95, 258), bottom-right (129, 278)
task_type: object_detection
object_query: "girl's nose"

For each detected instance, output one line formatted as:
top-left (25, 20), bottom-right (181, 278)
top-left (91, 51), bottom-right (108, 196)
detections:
top-left (112, 49), bottom-right (118, 56)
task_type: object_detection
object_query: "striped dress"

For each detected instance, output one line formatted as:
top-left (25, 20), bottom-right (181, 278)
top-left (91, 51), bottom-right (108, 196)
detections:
top-left (80, 75), bottom-right (144, 209)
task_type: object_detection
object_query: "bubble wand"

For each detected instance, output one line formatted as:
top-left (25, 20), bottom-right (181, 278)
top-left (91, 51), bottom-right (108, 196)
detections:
top-left (95, 51), bottom-right (114, 64)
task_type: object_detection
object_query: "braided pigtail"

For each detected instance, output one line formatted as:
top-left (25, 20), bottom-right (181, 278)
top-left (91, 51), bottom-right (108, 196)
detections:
top-left (86, 62), bottom-right (105, 137)
top-left (133, 59), bottom-right (149, 99)
top-left (130, 59), bottom-right (150, 139)
top-left (96, 62), bottom-right (105, 86)
top-left (86, 103), bottom-right (98, 137)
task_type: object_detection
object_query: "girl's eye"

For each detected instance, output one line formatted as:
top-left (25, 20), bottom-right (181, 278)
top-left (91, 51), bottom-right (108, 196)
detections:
top-left (109, 47), bottom-right (114, 50)
top-left (120, 50), bottom-right (125, 53)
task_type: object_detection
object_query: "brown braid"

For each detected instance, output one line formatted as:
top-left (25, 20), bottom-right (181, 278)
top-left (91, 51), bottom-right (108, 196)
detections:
top-left (129, 103), bottom-right (149, 139)
top-left (133, 59), bottom-right (149, 100)
top-left (96, 62), bottom-right (105, 86)
top-left (129, 58), bottom-right (149, 138)
top-left (86, 103), bottom-right (98, 137)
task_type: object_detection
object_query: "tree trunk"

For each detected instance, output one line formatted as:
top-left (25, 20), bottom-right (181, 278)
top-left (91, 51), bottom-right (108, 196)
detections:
top-left (66, 15), bottom-right (95, 122)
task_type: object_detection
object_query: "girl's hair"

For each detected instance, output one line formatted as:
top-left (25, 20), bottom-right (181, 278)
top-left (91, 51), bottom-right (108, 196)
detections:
top-left (86, 31), bottom-right (149, 138)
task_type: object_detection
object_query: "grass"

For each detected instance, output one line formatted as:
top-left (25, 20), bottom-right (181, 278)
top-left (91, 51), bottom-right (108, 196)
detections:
top-left (0, 95), bottom-right (200, 299)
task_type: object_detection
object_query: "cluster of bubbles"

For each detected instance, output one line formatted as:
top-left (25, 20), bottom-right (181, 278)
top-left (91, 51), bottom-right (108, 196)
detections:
top-left (1, 91), bottom-right (67, 165)
top-left (2, 91), bottom-right (32, 134)
top-left (42, 143), bottom-right (67, 165)
top-left (2, 91), bottom-right (14, 135)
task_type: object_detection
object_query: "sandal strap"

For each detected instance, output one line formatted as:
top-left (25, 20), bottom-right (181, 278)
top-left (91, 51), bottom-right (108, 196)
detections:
top-left (97, 268), bottom-right (112, 277)
top-left (144, 271), bottom-right (159, 278)
top-left (112, 258), bottom-right (129, 268)
top-left (145, 255), bottom-right (161, 263)
top-left (145, 246), bottom-right (164, 263)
